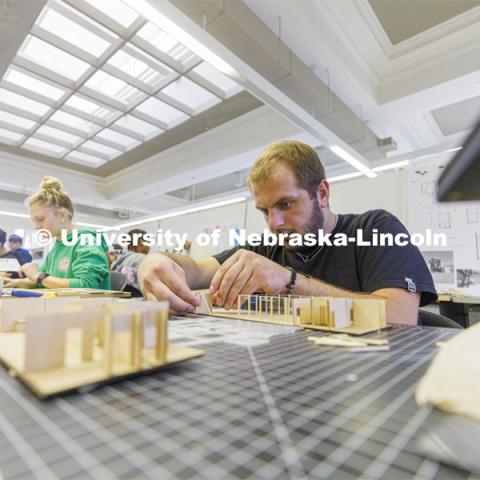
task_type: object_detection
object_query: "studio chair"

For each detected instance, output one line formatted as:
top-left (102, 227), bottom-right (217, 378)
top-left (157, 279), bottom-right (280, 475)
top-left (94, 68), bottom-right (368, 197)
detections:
top-left (418, 309), bottom-right (463, 329)
top-left (110, 271), bottom-right (127, 291)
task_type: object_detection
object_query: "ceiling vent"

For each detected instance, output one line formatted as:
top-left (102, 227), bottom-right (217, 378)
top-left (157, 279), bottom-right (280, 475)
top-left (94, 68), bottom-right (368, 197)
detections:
top-left (116, 208), bottom-right (130, 219)
top-left (377, 137), bottom-right (398, 153)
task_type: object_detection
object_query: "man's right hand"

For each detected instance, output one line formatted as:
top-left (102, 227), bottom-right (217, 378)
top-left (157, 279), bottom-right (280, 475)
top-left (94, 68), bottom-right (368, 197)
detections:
top-left (137, 252), bottom-right (200, 314)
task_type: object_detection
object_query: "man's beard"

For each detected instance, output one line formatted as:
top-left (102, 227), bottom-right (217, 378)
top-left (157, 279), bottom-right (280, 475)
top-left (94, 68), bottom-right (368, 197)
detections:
top-left (275, 199), bottom-right (324, 252)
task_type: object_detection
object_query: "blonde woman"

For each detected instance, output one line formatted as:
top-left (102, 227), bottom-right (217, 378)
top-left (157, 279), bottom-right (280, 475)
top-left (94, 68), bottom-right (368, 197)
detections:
top-left (5, 176), bottom-right (110, 290)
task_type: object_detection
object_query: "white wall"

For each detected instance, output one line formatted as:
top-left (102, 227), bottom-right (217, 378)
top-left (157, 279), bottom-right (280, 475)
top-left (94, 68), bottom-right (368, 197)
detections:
top-left (112, 169), bottom-right (409, 260)
top-left (330, 170), bottom-right (408, 224)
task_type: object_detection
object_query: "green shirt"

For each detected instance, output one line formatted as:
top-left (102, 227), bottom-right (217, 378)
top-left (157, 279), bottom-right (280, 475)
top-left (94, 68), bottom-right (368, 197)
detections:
top-left (40, 229), bottom-right (111, 290)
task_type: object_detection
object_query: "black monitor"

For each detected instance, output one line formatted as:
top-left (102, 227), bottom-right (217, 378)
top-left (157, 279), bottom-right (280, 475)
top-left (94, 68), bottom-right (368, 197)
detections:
top-left (437, 118), bottom-right (480, 202)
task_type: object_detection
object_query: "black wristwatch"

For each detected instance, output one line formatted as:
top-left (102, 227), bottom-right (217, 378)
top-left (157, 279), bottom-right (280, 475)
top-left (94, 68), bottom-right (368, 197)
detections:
top-left (285, 267), bottom-right (297, 295)
top-left (36, 272), bottom-right (50, 288)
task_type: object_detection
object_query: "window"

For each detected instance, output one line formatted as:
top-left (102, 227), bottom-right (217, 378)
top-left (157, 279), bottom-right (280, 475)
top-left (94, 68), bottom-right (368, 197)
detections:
top-left (36, 125), bottom-right (82, 146)
top-left (84, 70), bottom-right (144, 106)
top-left (83, 0), bottom-right (140, 29)
top-left (36, 6), bottom-right (113, 57)
top-left (160, 77), bottom-right (220, 113)
top-left (134, 97), bottom-right (188, 128)
top-left (66, 151), bottom-right (105, 167)
top-left (4, 68), bottom-right (67, 101)
top-left (0, 89), bottom-right (51, 117)
top-left (0, 111), bottom-right (36, 130)
top-left (113, 115), bottom-right (161, 138)
top-left (65, 94), bottom-right (119, 122)
top-left (23, 137), bottom-right (68, 156)
top-left (0, 127), bottom-right (24, 144)
top-left (18, 36), bottom-right (91, 81)
top-left (95, 129), bottom-right (140, 149)
top-left (107, 45), bottom-right (175, 88)
top-left (50, 111), bottom-right (101, 135)
top-left (81, 140), bottom-right (122, 158)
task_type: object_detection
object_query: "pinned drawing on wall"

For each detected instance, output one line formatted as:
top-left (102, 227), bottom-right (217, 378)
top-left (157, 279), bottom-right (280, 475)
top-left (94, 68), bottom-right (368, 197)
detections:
top-left (456, 269), bottom-right (480, 289)
top-left (467, 207), bottom-right (480, 224)
top-left (408, 159), bottom-right (480, 284)
top-left (422, 250), bottom-right (455, 285)
top-left (476, 233), bottom-right (480, 261)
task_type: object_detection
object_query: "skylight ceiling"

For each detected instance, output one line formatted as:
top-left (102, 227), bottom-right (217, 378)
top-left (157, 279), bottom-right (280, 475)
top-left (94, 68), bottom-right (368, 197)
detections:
top-left (0, 0), bottom-right (244, 168)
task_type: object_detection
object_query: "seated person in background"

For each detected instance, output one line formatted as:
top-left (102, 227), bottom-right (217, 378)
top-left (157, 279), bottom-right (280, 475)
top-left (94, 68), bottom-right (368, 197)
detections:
top-left (0, 229), bottom-right (26, 278)
top-left (0, 229), bottom-right (7, 258)
top-left (138, 140), bottom-right (437, 323)
top-left (3, 176), bottom-right (110, 290)
top-left (8, 234), bottom-right (32, 264)
top-left (111, 229), bottom-right (150, 295)
top-left (107, 243), bottom-right (124, 268)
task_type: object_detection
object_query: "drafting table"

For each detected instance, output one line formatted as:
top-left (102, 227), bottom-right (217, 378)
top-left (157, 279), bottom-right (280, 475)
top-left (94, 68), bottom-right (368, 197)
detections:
top-left (0, 316), bottom-right (470, 479)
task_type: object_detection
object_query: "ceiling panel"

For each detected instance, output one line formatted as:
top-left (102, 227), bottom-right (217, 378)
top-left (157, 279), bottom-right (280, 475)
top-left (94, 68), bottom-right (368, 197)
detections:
top-left (431, 95), bottom-right (480, 136)
top-left (369, 0), bottom-right (480, 44)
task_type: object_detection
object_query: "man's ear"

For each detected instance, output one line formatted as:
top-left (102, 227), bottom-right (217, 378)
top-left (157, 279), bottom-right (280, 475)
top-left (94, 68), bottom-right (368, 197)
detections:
top-left (317, 179), bottom-right (330, 208)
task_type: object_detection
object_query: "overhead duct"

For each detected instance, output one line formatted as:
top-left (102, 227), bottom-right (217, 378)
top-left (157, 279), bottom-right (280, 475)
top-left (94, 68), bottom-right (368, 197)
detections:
top-left (170, 0), bottom-right (388, 162)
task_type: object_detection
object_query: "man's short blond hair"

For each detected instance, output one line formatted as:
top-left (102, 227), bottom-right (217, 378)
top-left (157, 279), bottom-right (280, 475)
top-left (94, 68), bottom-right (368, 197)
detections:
top-left (246, 141), bottom-right (326, 198)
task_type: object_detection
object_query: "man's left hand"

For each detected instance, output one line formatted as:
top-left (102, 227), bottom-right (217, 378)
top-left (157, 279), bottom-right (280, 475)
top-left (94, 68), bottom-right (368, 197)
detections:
top-left (209, 250), bottom-right (291, 309)
top-left (19, 262), bottom-right (40, 282)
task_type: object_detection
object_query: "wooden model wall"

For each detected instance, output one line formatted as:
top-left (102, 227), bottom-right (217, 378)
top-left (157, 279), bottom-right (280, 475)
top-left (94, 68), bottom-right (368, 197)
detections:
top-left (195, 291), bottom-right (387, 334)
top-left (0, 296), bottom-right (202, 398)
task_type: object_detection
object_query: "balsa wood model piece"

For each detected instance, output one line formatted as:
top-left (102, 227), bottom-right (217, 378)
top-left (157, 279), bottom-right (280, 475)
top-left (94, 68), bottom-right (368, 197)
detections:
top-left (0, 297), bottom-right (202, 398)
top-left (195, 292), bottom-right (387, 335)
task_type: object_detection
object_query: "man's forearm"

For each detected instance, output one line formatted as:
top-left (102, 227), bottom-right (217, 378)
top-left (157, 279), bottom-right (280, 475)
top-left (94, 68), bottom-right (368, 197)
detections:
top-left (293, 274), bottom-right (372, 300)
top-left (163, 253), bottom-right (209, 290)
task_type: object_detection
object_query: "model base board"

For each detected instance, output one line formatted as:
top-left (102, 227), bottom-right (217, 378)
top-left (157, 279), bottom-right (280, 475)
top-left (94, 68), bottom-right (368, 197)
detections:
top-left (0, 333), bottom-right (202, 398)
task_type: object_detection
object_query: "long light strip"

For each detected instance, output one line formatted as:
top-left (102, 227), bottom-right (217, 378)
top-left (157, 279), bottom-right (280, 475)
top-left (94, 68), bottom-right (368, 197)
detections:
top-left (74, 221), bottom-right (111, 229)
top-left (0, 210), bottom-right (30, 219)
top-left (373, 160), bottom-right (409, 172)
top-left (0, 210), bottom-right (111, 230)
top-left (328, 159), bottom-right (411, 183)
top-left (330, 146), bottom-right (376, 178)
top-left (328, 172), bottom-right (363, 183)
top-left (110, 196), bottom-right (247, 230)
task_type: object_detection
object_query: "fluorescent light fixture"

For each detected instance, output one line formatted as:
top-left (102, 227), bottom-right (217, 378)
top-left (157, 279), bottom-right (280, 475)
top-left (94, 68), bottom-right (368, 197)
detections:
top-left (112, 196), bottom-right (247, 230)
top-left (328, 172), bottom-right (363, 183)
top-left (329, 160), bottom-right (410, 182)
top-left (444, 146), bottom-right (462, 153)
top-left (74, 221), bottom-right (111, 229)
top-left (373, 160), bottom-right (409, 172)
top-left (121, 0), bottom-right (237, 77)
top-left (0, 211), bottom-right (30, 219)
top-left (0, 210), bottom-right (109, 229)
top-left (330, 145), bottom-right (377, 178)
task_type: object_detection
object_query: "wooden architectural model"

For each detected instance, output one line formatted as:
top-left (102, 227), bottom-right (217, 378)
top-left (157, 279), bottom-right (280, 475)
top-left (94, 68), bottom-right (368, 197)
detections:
top-left (0, 296), bottom-right (202, 398)
top-left (195, 291), bottom-right (387, 335)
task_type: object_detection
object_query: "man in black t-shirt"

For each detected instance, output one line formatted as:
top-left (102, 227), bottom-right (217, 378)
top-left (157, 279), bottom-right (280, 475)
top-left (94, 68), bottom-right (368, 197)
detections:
top-left (138, 141), bottom-right (436, 324)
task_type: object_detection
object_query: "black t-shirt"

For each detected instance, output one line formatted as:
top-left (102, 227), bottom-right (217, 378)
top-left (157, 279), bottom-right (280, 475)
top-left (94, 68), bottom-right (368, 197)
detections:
top-left (213, 209), bottom-right (437, 307)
